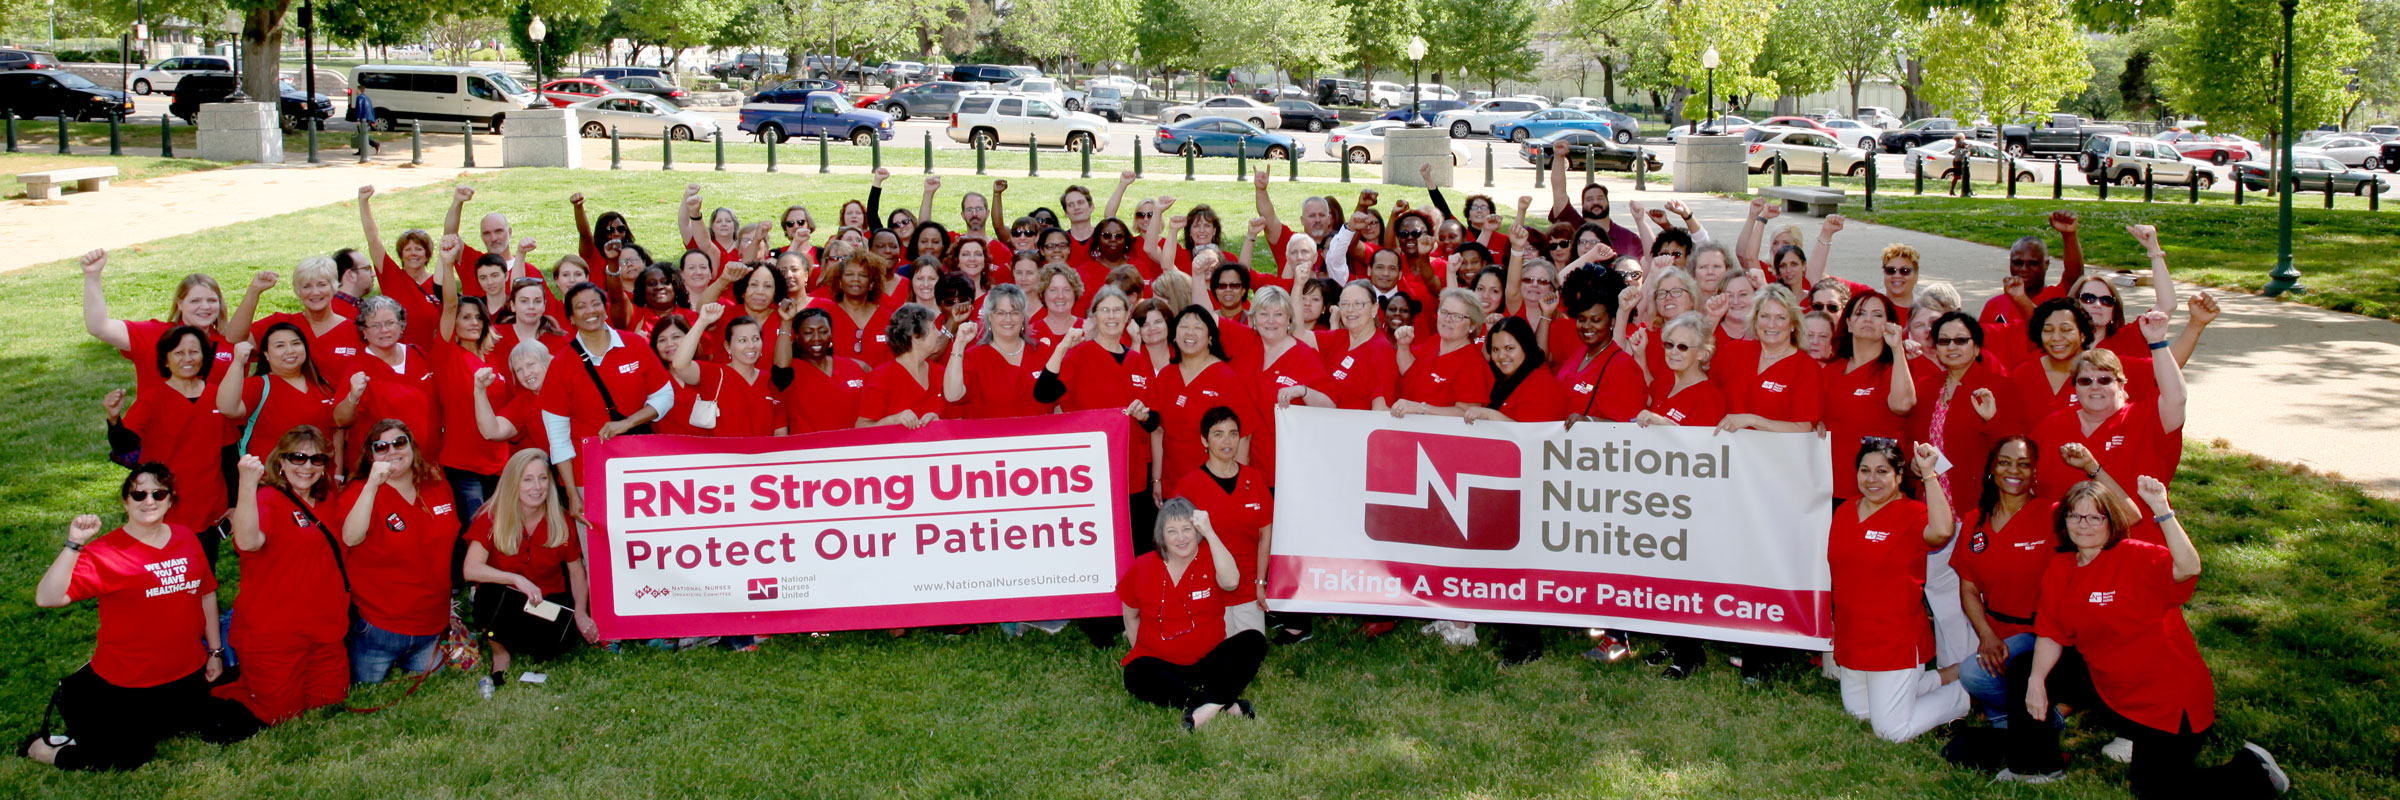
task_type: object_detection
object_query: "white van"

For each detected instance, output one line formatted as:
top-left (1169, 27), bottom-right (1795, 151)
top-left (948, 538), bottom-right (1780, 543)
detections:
top-left (351, 64), bottom-right (540, 132)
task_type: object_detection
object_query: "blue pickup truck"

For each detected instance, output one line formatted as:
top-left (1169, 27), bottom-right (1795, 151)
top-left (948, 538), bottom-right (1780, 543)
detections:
top-left (738, 86), bottom-right (894, 145)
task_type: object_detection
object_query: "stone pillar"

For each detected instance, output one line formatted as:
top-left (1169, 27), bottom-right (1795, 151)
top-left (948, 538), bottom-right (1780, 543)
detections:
top-left (1675, 134), bottom-right (1747, 194)
top-left (1382, 126), bottom-right (1452, 188)
top-left (502, 107), bottom-right (581, 169)
top-left (195, 102), bottom-right (283, 164)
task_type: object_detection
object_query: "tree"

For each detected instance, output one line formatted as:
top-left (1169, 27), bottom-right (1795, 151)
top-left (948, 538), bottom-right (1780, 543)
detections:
top-left (2155, 0), bottom-right (2369, 140)
top-left (1341, 0), bottom-right (1419, 81)
top-left (503, 0), bottom-right (609, 79)
top-left (2061, 30), bottom-right (2131, 119)
top-left (1066, 0), bottom-right (1136, 67)
top-left (1803, 0), bottom-right (1902, 114)
top-left (2350, 0), bottom-right (2400, 126)
top-left (614, 0), bottom-right (742, 66)
top-left (1751, 0), bottom-right (1837, 110)
top-left (2118, 45), bottom-right (2160, 117)
top-left (1430, 0), bottom-right (1532, 90)
top-left (1667, 0), bottom-right (1780, 122)
top-left (1548, 0), bottom-right (1659, 104)
top-left (1133, 0), bottom-right (1202, 92)
top-left (1000, 0), bottom-right (1074, 66)
top-left (1608, 0), bottom-right (1679, 111)
top-left (1899, 0), bottom-right (2164, 32)
top-left (1912, 0), bottom-right (2092, 124)
top-left (320, 0), bottom-right (441, 50)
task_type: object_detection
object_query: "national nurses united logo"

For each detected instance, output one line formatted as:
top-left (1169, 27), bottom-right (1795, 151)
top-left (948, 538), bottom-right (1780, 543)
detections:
top-left (747, 577), bottom-right (779, 601)
top-left (1360, 430), bottom-right (1521, 550)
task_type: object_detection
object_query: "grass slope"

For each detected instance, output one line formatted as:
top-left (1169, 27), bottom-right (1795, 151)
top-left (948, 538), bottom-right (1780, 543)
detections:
top-left (0, 171), bottom-right (2392, 797)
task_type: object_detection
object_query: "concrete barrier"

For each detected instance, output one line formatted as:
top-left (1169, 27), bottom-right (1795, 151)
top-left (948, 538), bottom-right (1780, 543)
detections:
top-left (1675, 134), bottom-right (1747, 194)
top-left (502, 108), bottom-right (580, 168)
top-left (196, 102), bottom-right (283, 163)
top-left (1383, 126), bottom-right (1453, 188)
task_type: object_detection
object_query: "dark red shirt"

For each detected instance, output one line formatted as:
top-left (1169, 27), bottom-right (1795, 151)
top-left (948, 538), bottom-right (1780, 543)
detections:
top-left (340, 478), bottom-right (460, 636)
top-left (1172, 465), bottom-right (1274, 605)
top-left (783, 358), bottom-right (870, 434)
top-left (1949, 500), bottom-right (2061, 641)
top-left (234, 489), bottom-right (349, 642)
top-left (1116, 551), bottom-right (1226, 667)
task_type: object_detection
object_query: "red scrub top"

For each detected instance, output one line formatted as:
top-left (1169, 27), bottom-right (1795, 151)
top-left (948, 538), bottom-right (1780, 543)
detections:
top-left (1949, 500), bottom-right (2061, 642)
top-left (465, 514), bottom-right (583, 595)
top-left (1151, 360), bottom-right (1260, 493)
top-left (68, 525), bottom-right (216, 688)
top-left (2035, 540), bottom-right (2214, 733)
top-left (429, 342), bottom-right (510, 477)
top-left (783, 358), bottom-right (870, 434)
top-left (339, 478), bottom-right (460, 636)
top-left (122, 386), bottom-right (233, 531)
top-left (1492, 365), bottom-right (1570, 422)
top-left (347, 345), bottom-right (446, 466)
top-left (256, 311), bottom-right (362, 381)
top-left (1827, 498), bottom-right (1936, 671)
top-left (1553, 341), bottom-right (1645, 422)
top-left (1116, 551), bottom-right (1226, 667)
top-left (957, 342), bottom-right (1056, 419)
top-left (2031, 403), bottom-right (2182, 545)
top-left (692, 362), bottom-right (785, 437)
top-left (1325, 332), bottom-right (1400, 411)
top-left (1172, 465), bottom-right (1274, 605)
top-left (811, 297), bottom-right (899, 366)
top-left (234, 489), bottom-right (350, 643)
top-left (1821, 358), bottom-right (1908, 500)
top-left (1647, 377), bottom-right (1728, 428)
top-left (121, 319), bottom-right (237, 392)
top-left (857, 359), bottom-right (949, 424)
top-left (1909, 365), bottom-right (2016, 513)
top-left (231, 373), bottom-right (338, 461)
top-left (1399, 339), bottom-right (1493, 409)
top-left (538, 332), bottom-right (670, 465)
top-left (1053, 341), bottom-right (1157, 489)
top-left (1249, 340), bottom-right (1330, 484)
top-left (1712, 339), bottom-right (1824, 424)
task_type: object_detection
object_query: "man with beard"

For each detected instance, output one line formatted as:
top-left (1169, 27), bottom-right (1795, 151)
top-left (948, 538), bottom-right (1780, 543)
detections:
top-left (1546, 140), bottom-right (1641, 259)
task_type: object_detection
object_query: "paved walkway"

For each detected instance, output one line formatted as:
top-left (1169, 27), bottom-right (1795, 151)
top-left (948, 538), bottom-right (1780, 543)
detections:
top-left (7, 154), bottom-right (2396, 496)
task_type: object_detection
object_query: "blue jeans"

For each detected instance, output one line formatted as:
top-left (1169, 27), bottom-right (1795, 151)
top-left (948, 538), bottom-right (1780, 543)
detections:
top-left (1960, 631), bottom-right (2036, 727)
top-left (348, 618), bottom-right (441, 684)
top-left (444, 467), bottom-right (496, 531)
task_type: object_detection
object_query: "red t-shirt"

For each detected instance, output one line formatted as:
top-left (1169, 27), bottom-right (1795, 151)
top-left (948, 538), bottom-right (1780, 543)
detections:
top-left (692, 362), bottom-right (784, 437)
top-left (489, 323), bottom-right (566, 372)
top-left (1828, 499), bottom-right (1936, 671)
top-left (231, 374), bottom-right (339, 461)
top-left (429, 342), bottom-right (510, 476)
top-left (1553, 342), bottom-right (1644, 422)
top-left (1325, 332), bottom-right (1401, 411)
top-left (1400, 340), bottom-right (1494, 409)
top-left (1054, 341), bottom-right (1156, 488)
top-left (784, 358), bottom-right (870, 434)
top-left (538, 332), bottom-right (670, 464)
top-left (1949, 500), bottom-right (2061, 641)
top-left (2032, 403), bottom-right (2182, 544)
top-left (1493, 365), bottom-right (1571, 422)
top-left (1647, 378), bottom-right (1728, 428)
top-left (121, 319), bottom-right (237, 392)
top-left (1821, 358), bottom-right (1909, 499)
top-left (2006, 356), bottom-right (2158, 438)
top-left (69, 525), bottom-right (216, 687)
top-left (2035, 540), bottom-right (2214, 732)
top-left (1151, 360), bottom-right (1260, 494)
top-left (496, 387), bottom-right (545, 457)
top-left (340, 478), bottom-right (460, 636)
top-left (234, 489), bottom-right (349, 642)
top-left (958, 342), bottom-right (1056, 420)
top-left (465, 513), bottom-right (583, 595)
top-left (122, 386), bottom-right (233, 531)
top-left (1116, 551), bottom-right (1226, 667)
top-left (1172, 465), bottom-right (1274, 605)
top-left (256, 311), bottom-right (363, 381)
top-left (348, 345), bottom-right (446, 467)
top-left (811, 298), bottom-right (899, 366)
top-left (1250, 341), bottom-right (1330, 484)
top-left (1712, 339), bottom-right (1824, 424)
top-left (1216, 317), bottom-right (1266, 374)
top-left (857, 359), bottom-right (949, 424)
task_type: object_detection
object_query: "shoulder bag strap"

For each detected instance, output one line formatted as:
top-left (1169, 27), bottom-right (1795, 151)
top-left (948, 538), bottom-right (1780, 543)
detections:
top-left (273, 484), bottom-right (351, 595)
top-left (570, 336), bottom-right (630, 422)
top-left (237, 375), bottom-right (271, 455)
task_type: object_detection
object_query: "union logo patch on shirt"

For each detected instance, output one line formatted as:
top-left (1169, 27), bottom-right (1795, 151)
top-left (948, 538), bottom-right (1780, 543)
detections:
top-left (1863, 529), bottom-right (1891, 543)
top-left (1969, 530), bottom-right (1988, 553)
top-left (2088, 590), bottom-right (2117, 606)
top-left (291, 511), bottom-right (315, 528)
top-left (384, 512), bottom-right (407, 532)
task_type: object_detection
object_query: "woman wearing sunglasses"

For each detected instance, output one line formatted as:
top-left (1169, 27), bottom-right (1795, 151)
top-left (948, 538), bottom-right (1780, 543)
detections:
top-left (339, 420), bottom-right (458, 684)
top-left (215, 428), bottom-right (348, 725)
top-left (1390, 289), bottom-right (1492, 421)
top-left (2031, 308), bottom-right (2187, 546)
top-left (1878, 244), bottom-right (1924, 326)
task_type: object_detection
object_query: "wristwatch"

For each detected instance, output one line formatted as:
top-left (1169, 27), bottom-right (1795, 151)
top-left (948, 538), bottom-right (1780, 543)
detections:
top-left (62, 539), bottom-right (84, 552)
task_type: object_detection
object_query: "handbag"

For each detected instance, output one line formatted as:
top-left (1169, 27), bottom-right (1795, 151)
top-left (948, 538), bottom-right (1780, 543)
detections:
top-left (570, 336), bottom-right (655, 436)
top-left (688, 368), bottom-right (723, 430)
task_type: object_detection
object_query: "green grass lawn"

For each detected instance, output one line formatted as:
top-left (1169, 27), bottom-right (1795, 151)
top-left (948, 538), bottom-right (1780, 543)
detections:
top-left (0, 171), bottom-right (2393, 797)
top-left (1745, 169), bottom-right (2389, 212)
top-left (1834, 195), bottom-right (2400, 320)
top-left (0, 153), bottom-right (224, 197)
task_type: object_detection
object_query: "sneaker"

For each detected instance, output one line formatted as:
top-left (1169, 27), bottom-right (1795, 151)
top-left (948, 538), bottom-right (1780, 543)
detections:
top-left (1419, 622), bottom-right (1445, 637)
top-left (1358, 620), bottom-right (1398, 638)
top-left (676, 636), bottom-right (722, 650)
top-left (2242, 742), bottom-right (2291, 795)
top-left (999, 622), bottom-right (1025, 637)
top-left (1660, 661), bottom-right (1697, 680)
top-left (476, 675), bottom-right (496, 700)
top-left (1579, 634), bottom-right (1631, 663)
top-left (2101, 737), bottom-right (2134, 763)
top-left (1992, 769), bottom-right (2064, 785)
top-left (1439, 622), bottom-right (1478, 647)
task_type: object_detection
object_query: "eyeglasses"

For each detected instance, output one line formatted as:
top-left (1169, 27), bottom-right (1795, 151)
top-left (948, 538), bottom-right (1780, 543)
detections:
top-left (1934, 336), bottom-right (1974, 346)
top-left (2078, 292), bottom-right (2118, 308)
top-left (1135, 211), bottom-right (1154, 220)
top-left (362, 318), bottom-right (401, 331)
top-left (1397, 229), bottom-right (1429, 239)
top-left (2065, 513), bottom-right (2110, 525)
top-left (1336, 300), bottom-right (1372, 309)
top-left (1099, 232), bottom-right (1129, 240)
top-left (1659, 287), bottom-right (1690, 299)
top-left (370, 435), bottom-right (412, 453)
top-left (1438, 309), bottom-right (1472, 323)
top-left (2074, 375), bottom-right (2118, 387)
top-left (1215, 282), bottom-right (1247, 291)
top-left (1520, 277), bottom-right (1554, 287)
top-left (1883, 266), bottom-right (1915, 277)
top-left (282, 452), bottom-right (331, 466)
top-left (126, 489), bottom-right (174, 502)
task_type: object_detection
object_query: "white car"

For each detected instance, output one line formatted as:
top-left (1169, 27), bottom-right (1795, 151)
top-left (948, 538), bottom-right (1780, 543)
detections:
top-left (945, 91), bottom-right (1108, 151)
top-left (1855, 106), bottom-right (1902, 130)
top-left (1000, 76), bottom-right (1065, 105)
top-left (1560, 96), bottom-right (1605, 111)
top-left (1410, 83), bottom-right (1458, 101)
top-left (129, 55), bottom-right (233, 95)
top-left (1434, 97), bottom-right (1549, 138)
top-left (2307, 136), bottom-right (2383, 168)
top-left (1805, 107), bottom-right (1849, 121)
top-left (569, 93), bottom-right (720, 140)
top-left (1083, 75), bottom-right (1150, 99)
top-left (1819, 118), bottom-right (1884, 152)
top-left (1160, 95), bottom-right (1281, 128)
top-left (1743, 126), bottom-right (1871, 175)
top-left (1368, 81), bottom-right (1409, 108)
top-left (1904, 139), bottom-right (2039, 184)
top-left (1325, 119), bottom-right (1462, 165)
top-left (1664, 115), bottom-right (1754, 143)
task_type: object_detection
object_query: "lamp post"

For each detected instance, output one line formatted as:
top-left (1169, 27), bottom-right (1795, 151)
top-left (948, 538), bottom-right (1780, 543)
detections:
top-left (1406, 35), bottom-right (1427, 128)
top-left (2263, 0), bottom-right (2302, 297)
top-left (1701, 45), bottom-right (1720, 131)
top-left (526, 16), bottom-right (549, 110)
top-left (301, 0), bottom-right (315, 107)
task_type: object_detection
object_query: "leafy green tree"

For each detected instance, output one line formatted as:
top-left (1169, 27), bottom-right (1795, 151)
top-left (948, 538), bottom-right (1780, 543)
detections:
top-left (1341, 0), bottom-right (1420, 81)
top-left (2349, 0), bottom-right (2400, 126)
top-left (1547, 0), bottom-right (1658, 104)
top-left (1667, 0), bottom-right (1780, 122)
top-left (1448, 0), bottom-right (1536, 90)
top-left (1912, 0), bottom-right (2091, 124)
top-left (1135, 0), bottom-right (1203, 91)
top-left (504, 0), bottom-right (609, 81)
top-left (2155, 0), bottom-right (2369, 139)
top-left (1067, 0), bottom-right (1137, 66)
top-left (1803, 0), bottom-right (1902, 114)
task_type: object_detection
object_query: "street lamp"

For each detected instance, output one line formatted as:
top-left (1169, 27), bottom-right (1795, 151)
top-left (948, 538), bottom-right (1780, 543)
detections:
top-left (1406, 35), bottom-right (1428, 128)
top-left (2264, 0), bottom-right (2303, 297)
top-left (526, 15), bottom-right (549, 110)
top-left (1701, 45), bottom-right (1720, 131)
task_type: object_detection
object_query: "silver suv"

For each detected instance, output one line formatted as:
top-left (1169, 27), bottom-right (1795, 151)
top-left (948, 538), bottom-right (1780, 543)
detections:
top-left (2081, 133), bottom-right (2212, 188)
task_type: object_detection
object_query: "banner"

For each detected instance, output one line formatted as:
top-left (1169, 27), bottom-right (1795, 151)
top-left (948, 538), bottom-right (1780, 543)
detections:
top-left (1267, 407), bottom-right (1835, 650)
top-left (583, 411), bottom-right (1130, 640)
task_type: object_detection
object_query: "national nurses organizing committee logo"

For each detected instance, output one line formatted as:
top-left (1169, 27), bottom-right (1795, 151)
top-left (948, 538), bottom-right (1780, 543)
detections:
top-left (747, 577), bottom-right (779, 601)
top-left (1361, 430), bottom-right (1522, 550)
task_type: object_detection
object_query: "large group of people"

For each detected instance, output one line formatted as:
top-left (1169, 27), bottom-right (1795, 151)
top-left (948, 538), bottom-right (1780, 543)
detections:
top-left (23, 140), bottom-right (2285, 794)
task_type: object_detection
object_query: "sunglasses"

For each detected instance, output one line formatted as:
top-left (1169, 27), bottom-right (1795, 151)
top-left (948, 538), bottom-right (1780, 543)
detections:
top-left (370, 435), bottom-right (412, 453)
top-left (2078, 292), bottom-right (2118, 308)
top-left (1135, 211), bottom-right (1154, 219)
top-left (783, 220), bottom-right (808, 229)
top-left (1099, 232), bottom-right (1129, 240)
top-left (1934, 336), bottom-right (1975, 347)
top-left (2074, 375), bottom-right (2118, 387)
top-left (126, 489), bottom-right (174, 502)
top-left (282, 452), bottom-right (331, 466)
top-left (1011, 229), bottom-right (1039, 237)
top-left (1883, 266), bottom-right (1915, 277)
top-left (1216, 283), bottom-right (1246, 291)
top-left (1811, 302), bottom-right (1841, 312)
top-left (1521, 277), bottom-right (1554, 287)
top-left (1662, 341), bottom-right (1696, 352)
top-left (1548, 241), bottom-right (1574, 250)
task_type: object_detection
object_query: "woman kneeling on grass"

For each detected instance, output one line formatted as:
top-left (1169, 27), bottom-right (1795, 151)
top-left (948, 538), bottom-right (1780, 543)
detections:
top-left (462, 449), bottom-right (594, 694)
top-left (1119, 498), bottom-right (1264, 730)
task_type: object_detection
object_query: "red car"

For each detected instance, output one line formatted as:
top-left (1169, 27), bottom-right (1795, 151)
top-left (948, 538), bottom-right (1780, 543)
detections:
top-left (541, 77), bottom-right (619, 108)
top-left (1757, 115), bottom-right (1835, 133)
top-left (2155, 130), bottom-right (2253, 166)
top-left (855, 83), bottom-right (919, 108)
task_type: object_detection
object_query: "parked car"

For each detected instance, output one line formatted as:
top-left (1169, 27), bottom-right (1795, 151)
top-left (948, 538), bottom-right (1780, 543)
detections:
top-left (1274, 99), bottom-right (1338, 132)
top-left (1997, 112), bottom-right (2128, 158)
top-left (2382, 140), bottom-right (2400, 173)
top-left (851, 82), bottom-right (912, 108)
top-left (998, 76), bottom-right (1085, 111)
top-left (353, 64), bottom-right (539, 132)
top-left (2306, 136), bottom-right (2384, 169)
top-left (709, 53), bottom-right (787, 80)
top-left (1819, 117), bottom-right (1883, 151)
top-left (1367, 81), bottom-right (1409, 108)
top-left (1085, 75), bottom-right (1151, 99)
top-left (1743, 126), bottom-right (1871, 175)
top-left (877, 61), bottom-right (925, 85)
top-left (949, 64), bottom-right (1018, 84)
top-left (1520, 130), bottom-right (1661, 173)
top-left (1904, 139), bottom-right (2038, 184)
top-left (1317, 78), bottom-right (1364, 105)
top-left (739, 88), bottom-right (893, 145)
top-left (2079, 133), bottom-right (2211, 188)
top-left (1377, 99), bottom-right (1470, 125)
top-left (168, 74), bottom-right (331, 130)
top-left (1491, 108), bottom-right (1616, 143)
top-left (876, 80), bottom-right (973, 121)
top-left (800, 55), bottom-right (853, 79)
top-left (609, 74), bottom-right (690, 105)
top-left (1435, 97), bottom-right (1549, 138)
top-left (1151, 116), bottom-right (1303, 159)
top-left (1882, 116), bottom-right (1979, 152)
top-left (1558, 97), bottom-right (1605, 111)
top-left (128, 55), bottom-right (232, 95)
top-left (2234, 154), bottom-right (2387, 194)
top-left (2153, 131), bottom-right (2252, 166)
top-left (1086, 86), bottom-right (1125, 122)
top-left (582, 66), bottom-right (673, 85)
top-left (1854, 106), bottom-right (1902, 129)
top-left (1160, 95), bottom-right (1282, 128)
top-left (1409, 83), bottom-right (1458, 101)
top-left (767, 77), bottom-right (843, 96)
top-left (540, 77), bottom-right (619, 107)
top-left (1663, 115), bottom-right (1754, 143)
top-left (1756, 115), bottom-right (1835, 134)
top-left (0, 48), bottom-right (62, 71)
top-left (946, 91), bottom-right (1106, 151)
top-left (0, 69), bottom-right (132, 120)
top-left (569, 93), bottom-right (718, 140)
top-left (1251, 84), bottom-right (1307, 103)
top-left (1326, 120), bottom-right (1461, 164)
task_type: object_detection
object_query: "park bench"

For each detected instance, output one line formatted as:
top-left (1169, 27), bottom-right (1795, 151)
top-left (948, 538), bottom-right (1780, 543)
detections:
top-left (16, 166), bottom-right (119, 200)
top-left (1756, 185), bottom-right (1846, 217)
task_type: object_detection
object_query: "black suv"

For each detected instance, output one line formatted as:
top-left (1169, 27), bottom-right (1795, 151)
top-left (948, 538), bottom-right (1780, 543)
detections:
top-left (949, 64), bottom-right (1017, 84)
top-left (0, 69), bottom-right (133, 120)
top-left (168, 73), bottom-right (333, 130)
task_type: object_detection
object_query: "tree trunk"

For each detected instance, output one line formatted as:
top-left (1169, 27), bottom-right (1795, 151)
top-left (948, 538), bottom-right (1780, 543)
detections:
top-left (1665, 85), bottom-right (1690, 126)
top-left (1847, 75), bottom-right (1861, 116)
top-left (239, 3), bottom-right (292, 102)
top-left (1901, 57), bottom-right (1928, 119)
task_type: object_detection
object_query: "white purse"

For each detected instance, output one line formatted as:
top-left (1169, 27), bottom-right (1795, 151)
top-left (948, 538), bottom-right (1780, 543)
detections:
top-left (688, 370), bottom-right (723, 430)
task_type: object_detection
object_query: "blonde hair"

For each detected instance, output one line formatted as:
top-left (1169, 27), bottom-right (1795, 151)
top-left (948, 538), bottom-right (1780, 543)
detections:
top-left (293, 256), bottom-right (337, 287)
top-left (1151, 269), bottom-right (1193, 314)
top-left (1879, 242), bottom-right (1921, 270)
top-left (1750, 284), bottom-right (1804, 348)
top-left (166, 273), bottom-right (225, 325)
top-left (1250, 285), bottom-right (1295, 329)
top-left (1035, 263), bottom-right (1085, 305)
top-left (487, 449), bottom-right (569, 555)
top-left (1771, 222), bottom-right (1808, 251)
top-left (1437, 287), bottom-right (1485, 332)
top-left (1916, 280), bottom-right (1962, 316)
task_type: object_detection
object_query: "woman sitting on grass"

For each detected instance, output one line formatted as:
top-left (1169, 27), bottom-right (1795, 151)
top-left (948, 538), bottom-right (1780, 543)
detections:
top-left (1118, 498), bottom-right (1263, 730)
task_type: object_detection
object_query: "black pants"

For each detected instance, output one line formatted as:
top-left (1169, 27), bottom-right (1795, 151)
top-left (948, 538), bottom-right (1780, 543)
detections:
top-left (1122, 630), bottom-right (1266, 710)
top-left (1495, 624), bottom-right (1545, 659)
top-left (469, 585), bottom-right (579, 661)
top-left (2005, 647), bottom-right (2279, 798)
top-left (46, 664), bottom-right (257, 771)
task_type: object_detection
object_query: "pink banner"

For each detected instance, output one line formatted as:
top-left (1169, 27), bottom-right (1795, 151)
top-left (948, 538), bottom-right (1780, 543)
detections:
top-left (583, 411), bottom-right (1131, 640)
top-left (1267, 555), bottom-right (1832, 639)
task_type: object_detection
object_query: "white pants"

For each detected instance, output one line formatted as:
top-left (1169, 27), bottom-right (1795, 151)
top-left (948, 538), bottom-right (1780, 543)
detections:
top-left (1924, 537), bottom-right (1978, 669)
top-left (1838, 665), bottom-right (1970, 742)
top-left (1224, 600), bottom-right (1266, 637)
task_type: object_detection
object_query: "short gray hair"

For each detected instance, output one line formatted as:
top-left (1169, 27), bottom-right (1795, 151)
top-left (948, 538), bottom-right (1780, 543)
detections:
top-left (886, 303), bottom-right (939, 356)
top-left (979, 283), bottom-right (1030, 345)
top-left (354, 294), bottom-right (405, 334)
top-left (1153, 496), bottom-right (1197, 552)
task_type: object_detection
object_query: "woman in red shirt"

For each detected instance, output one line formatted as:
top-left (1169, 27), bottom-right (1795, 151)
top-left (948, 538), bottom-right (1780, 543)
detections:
top-left (1037, 287), bottom-right (1162, 548)
top-left (775, 308), bottom-right (870, 434)
top-left (1031, 263), bottom-right (1085, 350)
top-left (944, 284), bottom-right (1054, 419)
top-left (811, 253), bottom-right (900, 366)
top-left (1324, 281), bottom-right (1400, 412)
top-left (1151, 307), bottom-right (1260, 490)
top-left (216, 428), bottom-right (348, 724)
top-left (1830, 439), bottom-right (1970, 742)
top-left (244, 254), bottom-right (361, 380)
top-left (540, 283), bottom-right (672, 517)
top-left (671, 303), bottom-right (787, 438)
top-left (1464, 316), bottom-right (1570, 664)
top-left (468, 344), bottom-right (552, 461)
top-left (1555, 267), bottom-right (1644, 425)
top-left (1169, 408), bottom-right (1275, 638)
top-left (339, 420), bottom-right (459, 684)
top-left (1117, 497), bottom-right (1262, 730)
top-left (79, 250), bottom-right (239, 394)
top-left (856, 304), bottom-right (951, 428)
top-left (1246, 286), bottom-right (1333, 485)
top-left (1949, 435), bottom-right (2055, 729)
top-left (333, 292), bottom-right (445, 474)
top-left (27, 464), bottom-right (238, 771)
top-left (1391, 288), bottom-right (1493, 419)
top-left (118, 326), bottom-right (233, 536)
top-left (1712, 284), bottom-right (1820, 434)
top-left (2004, 479), bottom-right (2290, 795)
top-left (2032, 311), bottom-right (2187, 545)
top-left (1635, 312), bottom-right (1727, 429)
top-left (462, 449), bottom-right (593, 691)
top-left (1822, 290), bottom-right (1916, 503)
top-left (214, 322), bottom-right (339, 463)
